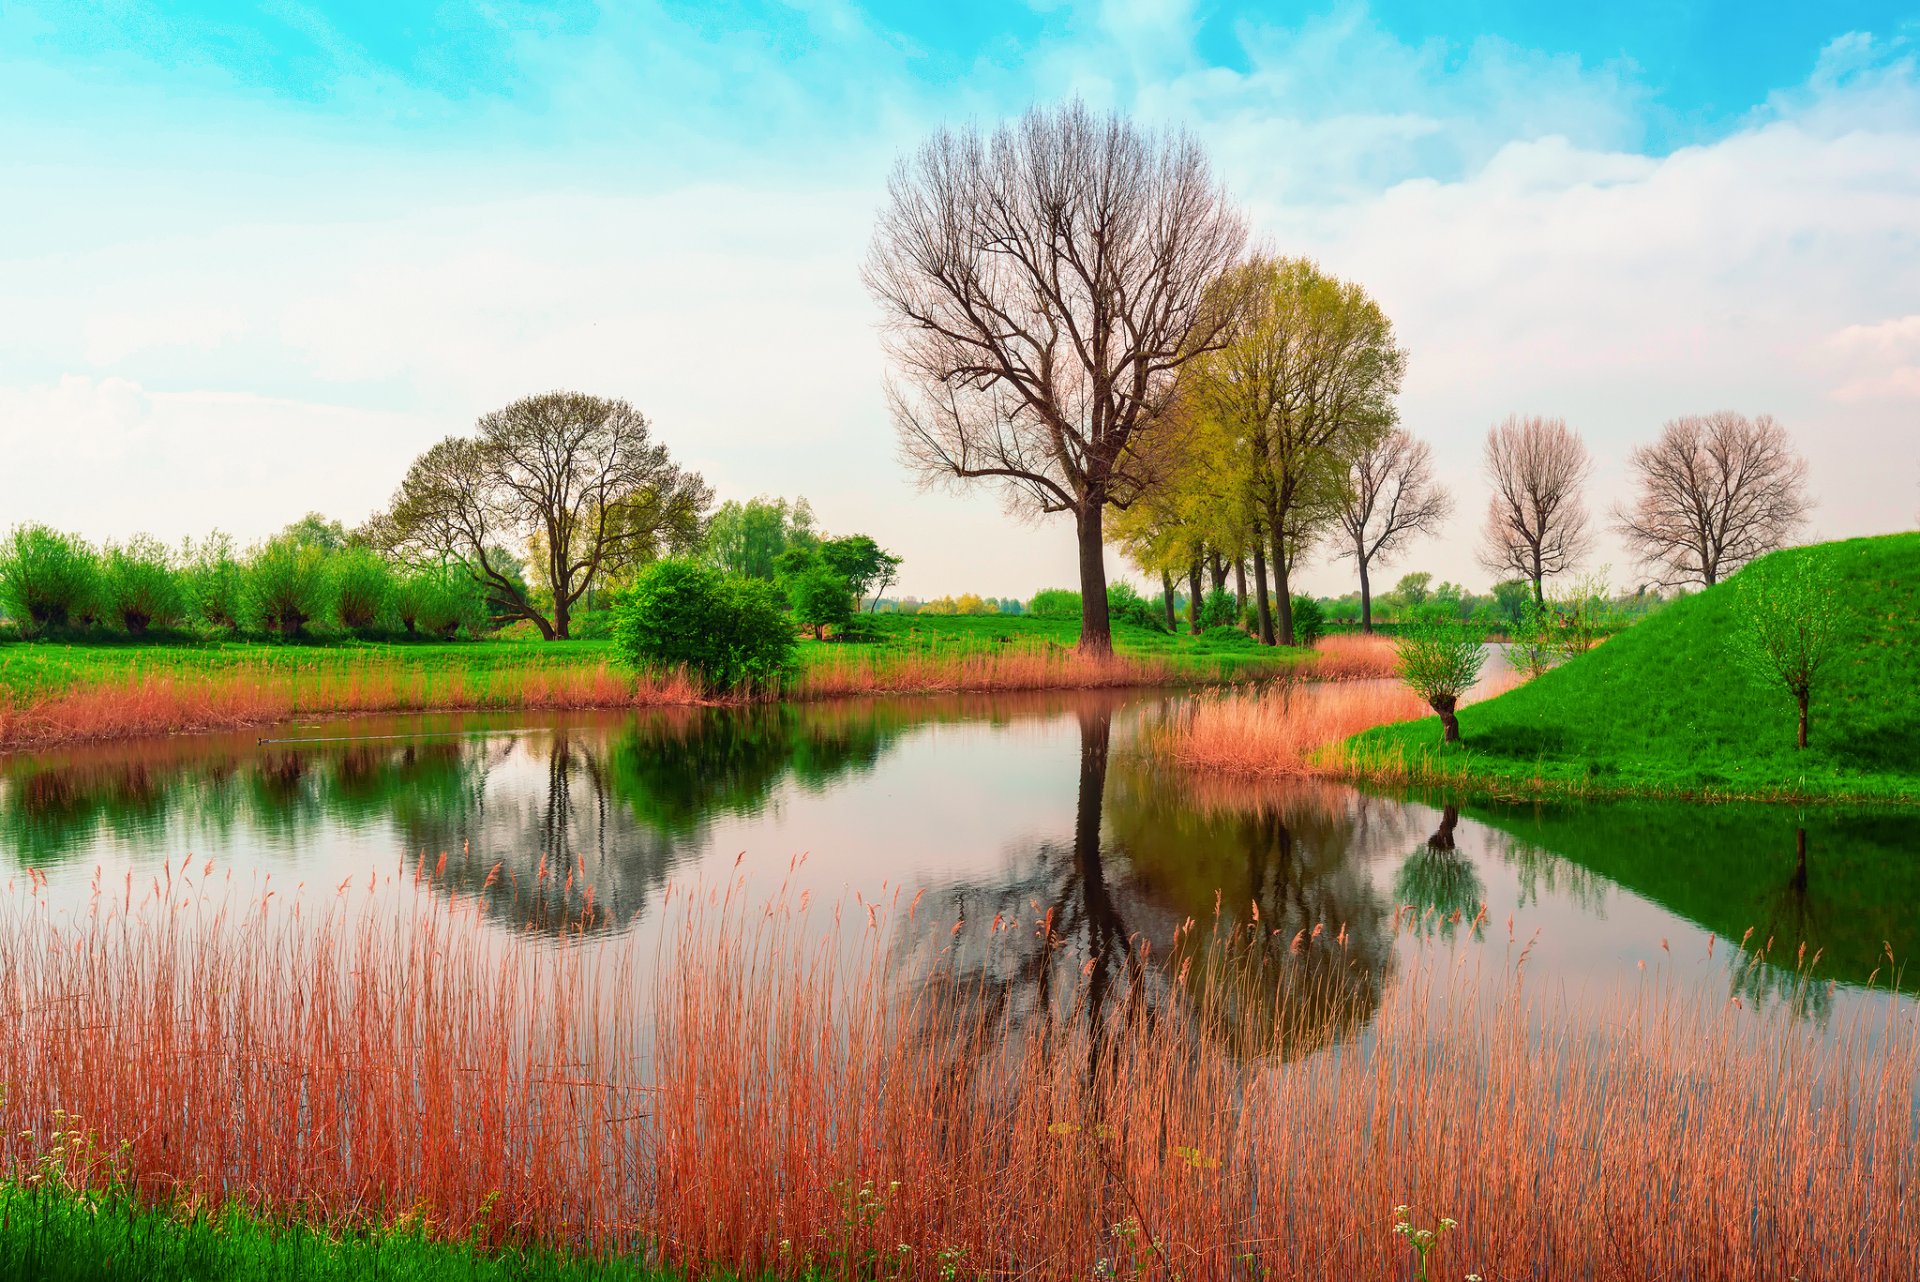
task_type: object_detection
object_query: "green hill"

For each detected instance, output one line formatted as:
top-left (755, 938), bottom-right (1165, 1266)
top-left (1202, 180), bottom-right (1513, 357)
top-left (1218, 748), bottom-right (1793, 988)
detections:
top-left (1354, 533), bottom-right (1920, 802)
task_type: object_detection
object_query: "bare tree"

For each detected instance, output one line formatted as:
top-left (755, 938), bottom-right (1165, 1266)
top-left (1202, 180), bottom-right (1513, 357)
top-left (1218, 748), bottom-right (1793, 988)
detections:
top-left (1614, 411), bottom-right (1811, 589)
top-left (1478, 415), bottom-right (1592, 605)
top-left (378, 392), bottom-right (710, 639)
top-left (864, 101), bottom-right (1247, 655)
top-left (1336, 428), bottom-right (1451, 633)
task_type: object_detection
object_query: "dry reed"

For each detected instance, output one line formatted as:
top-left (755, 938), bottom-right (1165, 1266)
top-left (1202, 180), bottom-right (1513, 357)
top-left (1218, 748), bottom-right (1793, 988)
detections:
top-left (1158, 682), bottom-right (1430, 778)
top-left (1302, 633), bottom-right (1400, 681)
top-left (1, 868), bottom-right (1913, 1279)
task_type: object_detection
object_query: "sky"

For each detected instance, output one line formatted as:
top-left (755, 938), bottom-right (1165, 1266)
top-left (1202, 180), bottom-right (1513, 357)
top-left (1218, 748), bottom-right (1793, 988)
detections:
top-left (2, 0), bottom-right (1917, 600)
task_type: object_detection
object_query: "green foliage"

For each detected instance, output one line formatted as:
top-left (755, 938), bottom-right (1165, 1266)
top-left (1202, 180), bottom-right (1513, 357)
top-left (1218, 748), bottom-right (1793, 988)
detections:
top-left (1358, 534), bottom-right (1918, 800)
top-left (1728, 554), bottom-right (1841, 747)
top-left (1394, 617), bottom-right (1487, 741)
top-left (819, 534), bottom-right (901, 610)
top-left (244, 536), bottom-right (332, 638)
top-left (1105, 582), bottom-right (1163, 631)
top-left (1027, 588), bottom-right (1081, 619)
top-left (788, 564), bottom-right (855, 639)
top-left (1391, 572), bottom-right (1432, 609)
top-left (100, 535), bottom-right (185, 635)
top-left (0, 526), bottom-right (99, 633)
top-left (1491, 579), bottom-right (1533, 627)
top-left (1509, 596), bottom-right (1557, 680)
top-left (279, 511), bottom-right (351, 551)
top-left (1545, 573), bottom-right (1616, 662)
top-left (1289, 594), bottom-right (1326, 646)
top-left (614, 559), bottom-right (798, 693)
top-left (182, 534), bottom-right (245, 632)
top-left (329, 546), bottom-right (395, 636)
top-left (1199, 587), bottom-right (1236, 631)
top-left (703, 496), bottom-right (816, 580)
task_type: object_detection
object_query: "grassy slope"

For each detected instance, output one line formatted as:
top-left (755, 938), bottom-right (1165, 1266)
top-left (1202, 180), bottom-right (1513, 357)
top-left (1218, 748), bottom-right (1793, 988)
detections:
top-left (0, 1186), bottom-right (666, 1282)
top-left (0, 615), bottom-right (1302, 704)
top-left (1355, 533), bottom-right (1920, 802)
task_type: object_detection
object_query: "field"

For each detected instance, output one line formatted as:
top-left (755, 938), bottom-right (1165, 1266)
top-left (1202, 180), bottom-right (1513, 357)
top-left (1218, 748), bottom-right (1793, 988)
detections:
top-left (0, 617), bottom-right (1390, 753)
top-left (1345, 533), bottom-right (1920, 803)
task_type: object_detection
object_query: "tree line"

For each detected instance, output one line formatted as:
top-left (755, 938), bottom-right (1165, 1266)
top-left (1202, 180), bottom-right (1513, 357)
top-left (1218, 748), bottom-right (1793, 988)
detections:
top-left (866, 101), bottom-right (1814, 652)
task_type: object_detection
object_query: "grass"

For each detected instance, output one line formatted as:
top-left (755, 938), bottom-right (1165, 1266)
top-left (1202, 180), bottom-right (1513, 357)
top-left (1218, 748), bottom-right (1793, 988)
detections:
top-left (0, 619), bottom-right (1392, 753)
top-left (0, 1184), bottom-right (669, 1281)
top-left (2, 867), bottom-right (1915, 1279)
top-left (1349, 533), bottom-right (1920, 803)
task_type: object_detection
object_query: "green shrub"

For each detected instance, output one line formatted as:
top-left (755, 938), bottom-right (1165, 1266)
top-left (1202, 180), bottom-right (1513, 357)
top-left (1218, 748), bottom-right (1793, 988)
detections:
top-left (789, 564), bottom-right (855, 639)
top-left (101, 535), bottom-right (185, 635)
top-left (330, 546), bottom-right (394, 636)
top-left (0, 525), bottom-right (99, 633)
top-left (614, 559), bottom-right (797, 693)
top-left (1199, 587), bottom-right (1236, 631)
top-left (182, 533), bottom-right (245, 632)
top-left (1028, 588), bottom-right (1081, 619)
top-left (1394, 618), bottom-right (1488, 743)
top-left (1106, 582), bottom-right (1163, 631)
top-left (1290, 594), bottom-right (1327, 646)
top-left (244, 536), bottom-right (331, 638)
top-left (397, 568), bottom-right (488, 639)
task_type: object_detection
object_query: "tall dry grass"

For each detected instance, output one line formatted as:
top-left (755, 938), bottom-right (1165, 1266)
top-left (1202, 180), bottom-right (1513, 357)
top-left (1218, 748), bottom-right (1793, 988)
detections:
top-left (1302, 633), bottom-right (1400, 681)
top-left (2, 869), bottom-right (1914, 1279)
top-left (1158, 681), bottom-right (1431, 778)
top-left (791, 646), bottom-right (1190, 699)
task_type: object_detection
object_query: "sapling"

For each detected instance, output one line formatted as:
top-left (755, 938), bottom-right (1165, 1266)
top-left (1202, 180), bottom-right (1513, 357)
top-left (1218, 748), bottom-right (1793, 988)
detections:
top-left (1728, 556), bottom-right (1839, 750)
top-left (1394, 617), bottom-right (1488, 743)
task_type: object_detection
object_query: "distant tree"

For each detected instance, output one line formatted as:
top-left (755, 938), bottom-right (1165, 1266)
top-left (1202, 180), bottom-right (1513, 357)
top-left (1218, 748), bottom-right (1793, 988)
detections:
top-left (1545, 572), bottom-right (1615, 661)
top-left (1335, 429), bottom-right (1450, 633)
top-left (280, 512), bottom-right (350, 551)
top-left (1614, 411), bottom-right (1811, 589)
top-left (1391, 572), bottom-right (1432, 612)
top-left (819, 534), bottom-right (901, 612)
top-left (1490, 579), bottom-right (1533, 628)
top-left (705, 497), bottom-right (816, 581)
top-left (1729, 557), bottom-right (1840, 750)
top-left (1508, 596), bottom-right (1556, 681)
top-left (1395, 619), bottom-right (1488, 743)
top-left (787, 564), bottom-right (855, 639)
top-left (867, 100), bottom-right (1247, 656)
top-left (378, 392), bottom-right (710, 640)
top-left (182, 533), bottom-right (244, 633)
top-left (244, 536), bottom-right (331, 638)
top-left (0, 526), bottom-right (98, 633)
top-left (100, 535), bottom-right (184, 635)
top-left (1479, 415), bottom-right (1592, 605)
top-left (1028, 589), bottom-right (1081, 620)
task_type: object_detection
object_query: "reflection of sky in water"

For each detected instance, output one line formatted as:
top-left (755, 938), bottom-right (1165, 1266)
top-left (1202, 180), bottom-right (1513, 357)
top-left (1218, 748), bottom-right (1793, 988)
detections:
top-left (1, 693), bottom-right (1911, 1039)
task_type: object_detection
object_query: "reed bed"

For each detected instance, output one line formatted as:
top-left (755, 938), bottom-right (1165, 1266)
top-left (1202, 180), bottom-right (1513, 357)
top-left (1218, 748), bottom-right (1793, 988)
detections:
top-left (1158, 681), bottom-right (1431, 778)
top-left (1300, 633), bottom-right (1400, 681)
top-left (792, 646), bottom-right (1196, 699)
top-left (1, 868), bottom-right (1914, 1279)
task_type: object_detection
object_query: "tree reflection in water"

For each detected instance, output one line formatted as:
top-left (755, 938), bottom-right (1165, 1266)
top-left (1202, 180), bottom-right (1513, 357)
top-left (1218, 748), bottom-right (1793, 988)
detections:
top-left (1391, 805), bottom-right (1488, 942)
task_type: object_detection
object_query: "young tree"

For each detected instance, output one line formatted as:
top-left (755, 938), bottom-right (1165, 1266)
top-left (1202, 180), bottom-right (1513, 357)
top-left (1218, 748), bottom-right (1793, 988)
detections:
top-left (1395, 619), bottom-right (1488, 743)
top-left (0, 526), bottom-right (99, 633)
top-left (819, 534), bottom-right (902, 612)
top-left (1336, 428), bottom-right (1451, 633)
top-left (378, 392), bottom-right (711, 640)
top-left (1479, 415), bottom-right (1592, 605)
top-left (1614, 411), bottom-right (1811, 588)
top-left (1729, 556), bottom-right (1840, 750)
top-left (866, 100), bottom-right (1247, 656)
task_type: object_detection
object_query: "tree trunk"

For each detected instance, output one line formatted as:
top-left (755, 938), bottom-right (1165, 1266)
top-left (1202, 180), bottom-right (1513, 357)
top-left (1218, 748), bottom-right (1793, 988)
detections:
top-left (1233, 557), bottom-right (1247, 620)
top-left (1272, 526), bottom-right (1295, 646)
top-left (1075, 506), bottom-right (1112, 656)
top-left (1187, 561), bottom-right (1203, 635)
top-left (1208, 550), bottom-right (1227, 593)
top-left (1797, 690), bottom-right (1809, 750)
top-left (1252, 536), bottom-right (1275, 646)
top-left (1433, 694), bottom-right (1460, 743)
top-left (1359, 556), bottom-right (1374, 634)
top-left (1160, 568), bottom-right (1177, 632)
top-left (552, 587), bottom-right (572, 641)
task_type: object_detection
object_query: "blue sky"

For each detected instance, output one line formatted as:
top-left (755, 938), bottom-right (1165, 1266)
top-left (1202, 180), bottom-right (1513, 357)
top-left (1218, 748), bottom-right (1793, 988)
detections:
top-left (2, 1), bottom-right (1917, 594)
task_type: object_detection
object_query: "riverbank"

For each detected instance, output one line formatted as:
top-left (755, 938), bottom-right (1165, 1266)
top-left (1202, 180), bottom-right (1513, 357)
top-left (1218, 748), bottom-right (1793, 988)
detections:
top-left (0, 625), bottom-right (1395, 753)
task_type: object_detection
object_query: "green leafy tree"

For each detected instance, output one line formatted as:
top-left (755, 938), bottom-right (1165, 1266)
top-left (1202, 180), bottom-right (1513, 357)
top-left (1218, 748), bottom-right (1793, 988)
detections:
top-left (1028, 589), bottom-right (1081, 619)
top-left (280, 512), bottom-right (350, 551)
top-left (788, 563), bottom-right (855, 639)
top-left (614, 559), bottom-right (798, 694)
top-left (0, 525), bottom-right (99, 633)
top-left (330, 546), bottom-right (395, 636)
top-left (1728, 556), bottom-right (1840, 750)
top-left (704, 496), bottom-right (816, 581)
top-left (182, 533), bottom-right (244, 632)
top-left (1105, 582), bottom-right (1163, 631)
top-left (1395, 618), bottom-right (1488, 743)
top-left (1199, 586), bottom-right (1237, 631)
top-left (397, 567), bottom-right (488, 639)
top-left (1491, 579), bottom-right (1533, 628)
top-left (1509, 596), bottom-right (1556, 681)
top-left (101, 535), bottom-right (185, 635)
top-left (244, 536), bottom-right (331, 638)
top-left (1289, 594), bottom-right (1327, 646)
top-left (819, 534), bottom-right (901, 612)
top-left (1546, 572), bottom-right (1615, 662)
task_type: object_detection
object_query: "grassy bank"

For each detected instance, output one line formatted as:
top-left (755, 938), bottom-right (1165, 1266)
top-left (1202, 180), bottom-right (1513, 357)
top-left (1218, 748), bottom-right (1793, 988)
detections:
top-left (0, 1184), bottom-right (663, 1282)
top-left (1344, 534), bottom-right (1920, 803)
top-left (2, 874), bottom-right (1914, 1280)
top-left (0, 620), bottom-right (1391, 753)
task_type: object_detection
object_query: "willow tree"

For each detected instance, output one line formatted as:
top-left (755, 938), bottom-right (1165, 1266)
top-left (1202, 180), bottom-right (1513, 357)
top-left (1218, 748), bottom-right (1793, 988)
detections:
top-left (865, 101), bottom-right (1247, 655)
top-left (1190, 258), bottom-right (1405, 645)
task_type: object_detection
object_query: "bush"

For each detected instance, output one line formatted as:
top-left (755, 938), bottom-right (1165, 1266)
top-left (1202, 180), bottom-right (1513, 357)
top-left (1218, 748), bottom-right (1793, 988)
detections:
top-left (789, 564), bottom-right (855, 639)
top-left (0, 525), bottom-right (99, 633)
top-left (614, 559), bottom-right (797, 694)
top-left (244, 536), bottom-right (332, 638)
top-left (330, 547), bottom-right (395, 636)
top-left (1289, 594), bottom-right (1327, 647)
top-left (101, 535), bottom-right (185, 635)
top-left (1199, 587), bottom-right (1237, 631)
top-left (1028, 588), bottom-right (1081, 619)
top-left (1106, 582), bottom-right (1163, 631)
top-left (397, 568), bottom-right (488, 639)
top-left (183, 534), bottom-right (245, 633)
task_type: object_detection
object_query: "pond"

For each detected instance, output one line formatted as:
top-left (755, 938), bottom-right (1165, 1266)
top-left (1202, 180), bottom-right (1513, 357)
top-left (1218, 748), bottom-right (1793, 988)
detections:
top-left (3, 688), bottom-right (1912, 1026)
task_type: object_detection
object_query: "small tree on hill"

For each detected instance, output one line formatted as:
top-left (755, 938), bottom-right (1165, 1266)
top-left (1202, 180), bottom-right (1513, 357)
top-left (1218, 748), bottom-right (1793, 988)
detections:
top-left (1395, 619), bottom-right (1488, 743)
top-left (1729, 557), bottom-right (1839, 750)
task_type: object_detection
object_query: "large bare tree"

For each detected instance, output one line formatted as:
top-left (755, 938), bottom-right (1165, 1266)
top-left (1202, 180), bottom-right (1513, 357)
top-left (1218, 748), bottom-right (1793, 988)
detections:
top-left (1336, 428), bottom-right (1451, 633)
top-left (1478, 415), bottom-right (1592, 605)
top-left (1613, 411), bottom-right (1811, 589)
top-left (865, 101), bottom-right (1247, 655)
top-left (378, 392), bottom-right (710, 639)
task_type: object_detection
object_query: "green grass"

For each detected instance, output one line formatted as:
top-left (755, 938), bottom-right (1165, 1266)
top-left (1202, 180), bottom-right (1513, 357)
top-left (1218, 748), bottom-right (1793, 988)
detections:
top-left (1353, 533), bottom-right (1920, 803)
top-left (0, 1184), bottom-right (672, 1282)
top-left (0, 614), bottom-right (1303, 705)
